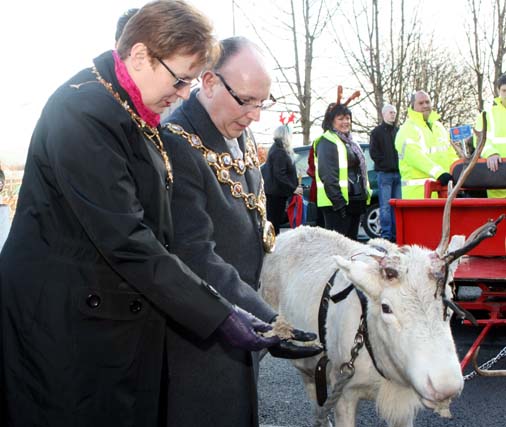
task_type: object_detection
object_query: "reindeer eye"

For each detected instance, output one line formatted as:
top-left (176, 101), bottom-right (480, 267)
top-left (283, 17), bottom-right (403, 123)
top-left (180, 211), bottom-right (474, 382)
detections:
top-left (381, 303), bottom-right (393, 314)
top-left (383, 267), bottom-right (398, 280)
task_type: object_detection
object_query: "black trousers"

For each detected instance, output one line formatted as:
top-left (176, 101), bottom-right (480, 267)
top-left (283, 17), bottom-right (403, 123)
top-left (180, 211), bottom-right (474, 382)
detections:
top-left (266, 194), bottom-right (289, 235)
top-left (321, 206), bottom-right (361, 241)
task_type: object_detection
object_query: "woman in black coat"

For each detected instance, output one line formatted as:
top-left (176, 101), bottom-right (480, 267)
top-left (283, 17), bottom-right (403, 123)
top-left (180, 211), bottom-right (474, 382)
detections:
top-left (262, 125), bottom-right (302, 234)
top-left (0, 3), bottom-right (281, 426)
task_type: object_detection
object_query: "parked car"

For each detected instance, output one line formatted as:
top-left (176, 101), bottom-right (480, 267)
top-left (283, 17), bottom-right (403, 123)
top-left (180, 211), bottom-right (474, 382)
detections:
top-left (289, 143), bottom-right (380, 239)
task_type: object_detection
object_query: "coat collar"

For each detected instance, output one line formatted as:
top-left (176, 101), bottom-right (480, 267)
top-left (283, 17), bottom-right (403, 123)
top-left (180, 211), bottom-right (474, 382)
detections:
top-left (93, 51), bottom-right (133, 113)
top-left (407, 107), bottom-right (440, 127)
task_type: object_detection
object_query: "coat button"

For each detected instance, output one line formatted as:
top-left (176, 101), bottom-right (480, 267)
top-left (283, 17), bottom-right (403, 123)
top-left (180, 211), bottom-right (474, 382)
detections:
top-left (165, 183), bottom-right (170, 190)
top-left (129, 299), bottom-right (143, 314)
top-left (164, 243), bottom-right (169, 250)
top-left (86, 294), bottom-right (101, 309)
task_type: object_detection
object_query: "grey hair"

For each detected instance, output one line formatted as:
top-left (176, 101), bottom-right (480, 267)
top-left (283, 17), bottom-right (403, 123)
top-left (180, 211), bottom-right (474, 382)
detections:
top-left (273, 125), bottom-right (293, 154)
top-left (382, 103), bottom-right (396, 114)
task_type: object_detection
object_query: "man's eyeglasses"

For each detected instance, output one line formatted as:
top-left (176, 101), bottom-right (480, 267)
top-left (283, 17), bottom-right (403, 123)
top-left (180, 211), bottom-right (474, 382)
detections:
top-left (156, 57), bottom-right (198, 90)
top-left (214, 72), bottom-right (276, 111)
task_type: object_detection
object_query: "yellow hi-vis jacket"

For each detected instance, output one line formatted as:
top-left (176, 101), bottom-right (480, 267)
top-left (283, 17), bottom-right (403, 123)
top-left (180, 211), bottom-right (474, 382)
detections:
top-left (474, 97), bottom-right (506, 198)
top-left (313, 130), bottom-right (371, 207)
top-left (395, 108), bottom-right (457, 199)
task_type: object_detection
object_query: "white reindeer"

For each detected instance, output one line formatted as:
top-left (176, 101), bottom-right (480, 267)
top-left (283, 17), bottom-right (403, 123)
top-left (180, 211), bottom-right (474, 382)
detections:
top-left (260, 115), bottom-right (501, 426)
top-left (261, 228), bottom-right (465, 426)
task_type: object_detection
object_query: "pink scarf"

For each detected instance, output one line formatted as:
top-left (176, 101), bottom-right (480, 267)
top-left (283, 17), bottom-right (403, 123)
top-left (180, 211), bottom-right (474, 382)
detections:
top-left (113, 50), bottom-right (160, 127)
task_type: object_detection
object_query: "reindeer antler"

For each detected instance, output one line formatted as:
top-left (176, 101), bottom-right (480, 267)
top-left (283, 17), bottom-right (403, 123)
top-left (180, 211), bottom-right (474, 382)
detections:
top-left (444, 215), bottom-right (505, 264)
top-left (344, 91), bottom-right (360, 106)
top-left (436, 111), bottom-right (488, 258)
top-left (336, 85), bottom-right (343, 105)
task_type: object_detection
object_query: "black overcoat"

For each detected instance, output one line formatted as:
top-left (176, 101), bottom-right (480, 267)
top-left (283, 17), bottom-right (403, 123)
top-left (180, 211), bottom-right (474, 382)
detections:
top-left (0, 51), bottom-right (231, 427)
top-left (161, 92), bottom-right (277, 427)
top-left (263, 140), bottom-right (298, 197)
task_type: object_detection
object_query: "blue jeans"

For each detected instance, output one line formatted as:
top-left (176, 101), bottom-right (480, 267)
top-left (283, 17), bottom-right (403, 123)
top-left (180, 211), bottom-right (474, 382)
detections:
top-left (377, 171), bottom-right (401, 241)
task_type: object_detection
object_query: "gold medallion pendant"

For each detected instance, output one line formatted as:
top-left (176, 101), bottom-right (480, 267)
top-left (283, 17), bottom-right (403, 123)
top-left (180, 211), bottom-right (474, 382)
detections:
top-left (262, 220), bottom-right (276, 253)
top-left (165, 122), bottom-right (276, 253)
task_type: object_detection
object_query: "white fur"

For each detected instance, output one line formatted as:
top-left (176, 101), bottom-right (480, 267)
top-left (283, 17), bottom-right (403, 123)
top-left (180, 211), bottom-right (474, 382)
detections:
top-left (260, 226), bottom-right (464, 427)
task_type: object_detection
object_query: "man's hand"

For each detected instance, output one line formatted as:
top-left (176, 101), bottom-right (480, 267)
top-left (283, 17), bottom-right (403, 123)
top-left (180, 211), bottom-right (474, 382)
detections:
top-left (486, 154), bottom-right (501, 172)
top-left (267, 315), bottom-right (323, 359)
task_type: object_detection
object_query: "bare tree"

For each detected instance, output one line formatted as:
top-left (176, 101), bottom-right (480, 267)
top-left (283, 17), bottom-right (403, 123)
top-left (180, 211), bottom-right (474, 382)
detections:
top-left (492, 0), bottom-right (506, 93)
top-left (235, 0), bottom-right (339, 145)
top-left (329, 0), bottom-right (422, 131)
top-left (465, 0), bottom-right (506, 108)
top-left (465, 0), bottom-right (487, 111)
top-left (408, 39), bottom-right (477, 127)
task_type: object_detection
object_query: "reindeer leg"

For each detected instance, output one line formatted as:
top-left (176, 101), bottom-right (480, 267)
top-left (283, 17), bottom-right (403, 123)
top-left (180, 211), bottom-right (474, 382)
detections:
top-left (333, 393), bottom-right (358, 427)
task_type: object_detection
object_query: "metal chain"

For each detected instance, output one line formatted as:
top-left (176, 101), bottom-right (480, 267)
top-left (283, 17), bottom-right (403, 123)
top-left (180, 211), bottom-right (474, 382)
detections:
top-left (313, 316), bottom-right (366, 426)
top-left (339, 315), bottom-right (366, 376)
top-left (464, 346), bottom-right (506, 381)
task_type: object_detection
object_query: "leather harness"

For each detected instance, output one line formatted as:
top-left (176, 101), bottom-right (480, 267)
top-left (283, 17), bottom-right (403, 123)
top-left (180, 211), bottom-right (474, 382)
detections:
top-left (315, 269), bottom-right (386, 406)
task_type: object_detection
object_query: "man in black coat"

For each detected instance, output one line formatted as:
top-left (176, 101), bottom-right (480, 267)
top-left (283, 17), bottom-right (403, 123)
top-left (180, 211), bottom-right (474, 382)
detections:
top-left (369, 103), bottom-right (401, 242)
top-left (162, 37), bottom-right (321, 427)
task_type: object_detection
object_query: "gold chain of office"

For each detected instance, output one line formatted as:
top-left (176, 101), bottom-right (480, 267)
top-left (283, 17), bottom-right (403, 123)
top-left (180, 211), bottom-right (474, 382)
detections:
top-left (164, 122), bottom-right (276, 252)
top-left (91, 66), bottom-right (173, 184)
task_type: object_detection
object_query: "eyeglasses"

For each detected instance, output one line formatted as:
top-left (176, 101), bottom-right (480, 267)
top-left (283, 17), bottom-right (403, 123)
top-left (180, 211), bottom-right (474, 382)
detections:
top-left (214, 72), bottom-right (276, 111)
top-left (156, 57), bottom-right (198, 90)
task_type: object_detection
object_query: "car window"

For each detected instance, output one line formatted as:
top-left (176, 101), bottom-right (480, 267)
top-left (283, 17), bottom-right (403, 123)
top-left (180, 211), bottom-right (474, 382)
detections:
top-left (360, 144), bottom-right (374, 171)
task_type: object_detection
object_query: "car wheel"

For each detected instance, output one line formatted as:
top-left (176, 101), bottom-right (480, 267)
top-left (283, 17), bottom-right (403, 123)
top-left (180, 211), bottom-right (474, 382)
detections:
top-left (361, 203), bottom-right (381, 239)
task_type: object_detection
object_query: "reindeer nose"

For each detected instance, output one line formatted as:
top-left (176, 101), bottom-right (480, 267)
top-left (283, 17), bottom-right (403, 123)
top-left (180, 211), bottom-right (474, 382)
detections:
top-left (426, 374), bottom-right (463, 401)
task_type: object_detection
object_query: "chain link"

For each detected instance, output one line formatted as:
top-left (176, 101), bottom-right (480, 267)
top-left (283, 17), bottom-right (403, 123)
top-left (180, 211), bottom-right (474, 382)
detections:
top-left (339, 315), bottom-right (366, 375)
top-left (464, 346), bottom-right (506, 381)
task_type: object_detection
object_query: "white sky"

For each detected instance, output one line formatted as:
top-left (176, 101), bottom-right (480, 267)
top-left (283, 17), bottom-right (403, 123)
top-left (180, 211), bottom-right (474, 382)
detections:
top-left (0, 0), bottom-right (465, 166)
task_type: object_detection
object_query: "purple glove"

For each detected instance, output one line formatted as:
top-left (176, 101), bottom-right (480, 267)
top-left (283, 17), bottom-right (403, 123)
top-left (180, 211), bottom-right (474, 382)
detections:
top-left (217, 306), bottom-right (281, 351)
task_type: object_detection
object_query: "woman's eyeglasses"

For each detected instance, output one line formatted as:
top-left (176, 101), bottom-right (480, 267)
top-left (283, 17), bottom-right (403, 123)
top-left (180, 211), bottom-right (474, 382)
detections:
top-left (156, 57), bottom-right (198, 90)
top-left (214, 72), bottom-right (276, 111)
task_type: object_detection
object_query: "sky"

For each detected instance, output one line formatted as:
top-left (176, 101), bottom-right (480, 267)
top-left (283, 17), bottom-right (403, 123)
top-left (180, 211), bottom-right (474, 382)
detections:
top-left (0, 0), bottom-right (464, 166)
top-left (1, 0), bottom-right (240, 165)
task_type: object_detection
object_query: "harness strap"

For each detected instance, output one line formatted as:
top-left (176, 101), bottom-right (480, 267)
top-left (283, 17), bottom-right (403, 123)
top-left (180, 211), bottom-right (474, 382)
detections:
top-left (355, 289), bottom-right (387, 379)
top-left (330, 283), bottom-right (355, 304)
top-left (318, 280), bottom-right (333, 350)
top-left (315, 269), bottom-right (339, 407)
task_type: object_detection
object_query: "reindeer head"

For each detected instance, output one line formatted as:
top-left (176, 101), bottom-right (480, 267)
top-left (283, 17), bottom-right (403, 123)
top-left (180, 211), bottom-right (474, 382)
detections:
top-left (331, 242), bottom-right (465, 410)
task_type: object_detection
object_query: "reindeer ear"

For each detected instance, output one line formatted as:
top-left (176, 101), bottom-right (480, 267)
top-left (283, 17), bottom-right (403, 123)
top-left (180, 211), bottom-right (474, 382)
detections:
top-left (332, 255), bottom-right (382, 298)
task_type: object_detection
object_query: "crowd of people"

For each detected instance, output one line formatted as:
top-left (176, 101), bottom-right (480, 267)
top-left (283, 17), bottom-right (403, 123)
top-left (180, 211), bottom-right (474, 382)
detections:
top-left (281, 85), bottom-right (506, 243)
top-left (1, 0), bottom-right (505, 426)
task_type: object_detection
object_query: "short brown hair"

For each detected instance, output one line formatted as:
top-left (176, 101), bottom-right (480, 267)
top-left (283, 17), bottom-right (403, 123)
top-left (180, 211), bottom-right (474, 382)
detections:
top-left (117, 0), bottom-right (219, 68)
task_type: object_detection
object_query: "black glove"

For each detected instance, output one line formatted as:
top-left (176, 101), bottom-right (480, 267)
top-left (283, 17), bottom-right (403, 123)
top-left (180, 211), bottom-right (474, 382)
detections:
top-left (437, 172), bottom-right (453, 186)
top-left (267, 316), bottom-right (323, 359)
top-left (217, 306), bottom-right (280, 351)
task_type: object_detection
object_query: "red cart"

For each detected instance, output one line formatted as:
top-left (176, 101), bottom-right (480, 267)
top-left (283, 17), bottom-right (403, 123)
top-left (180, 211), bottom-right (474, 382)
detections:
top-left (391, 178), bottom-right (506, 372)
